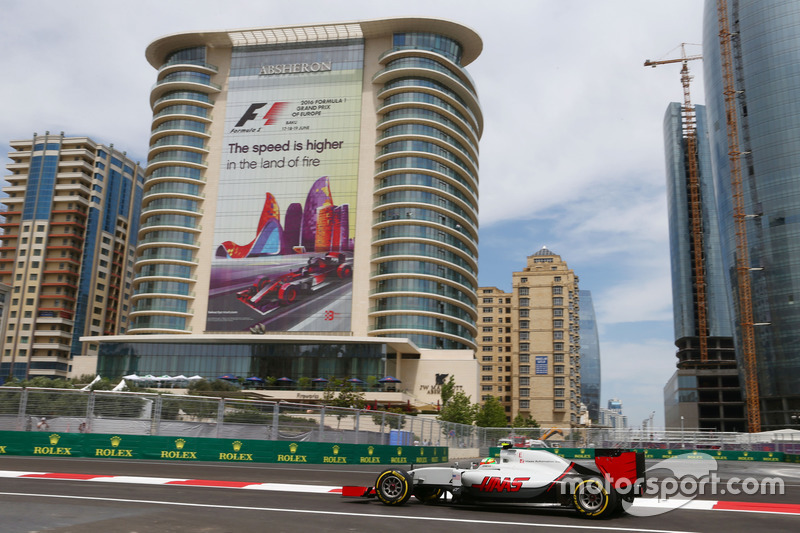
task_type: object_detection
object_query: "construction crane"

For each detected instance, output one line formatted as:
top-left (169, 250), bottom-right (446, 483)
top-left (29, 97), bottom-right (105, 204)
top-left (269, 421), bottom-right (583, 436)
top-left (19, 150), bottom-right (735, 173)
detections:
top-left (644, 44), bottom-right (709, 365)
top-left (716, 0), bottom-right (760, 433)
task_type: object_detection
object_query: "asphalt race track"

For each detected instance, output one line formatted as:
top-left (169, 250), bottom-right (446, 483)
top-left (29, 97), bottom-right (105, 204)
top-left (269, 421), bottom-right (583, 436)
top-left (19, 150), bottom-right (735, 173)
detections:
top-left (0, 456), bottom-right (798, 532)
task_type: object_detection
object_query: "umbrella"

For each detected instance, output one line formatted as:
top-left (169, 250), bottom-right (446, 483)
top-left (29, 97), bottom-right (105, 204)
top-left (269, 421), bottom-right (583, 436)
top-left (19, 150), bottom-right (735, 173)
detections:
top-left (218, 375), bottom-right (238, 381)
top-left (187, 375), bottom-right (204, 381)
top-left (347, 378), bottom-right (365, 384)
top-left (277, 377), bottom-right (294, 382)
top-left (312, 377), bottom-right (329, 383)
top-left (379, 376), bottom-right (402, 383)
top-left (122, 374), bottom-right (140, 380)
top-left (246, 376), bottom-right (265, 383)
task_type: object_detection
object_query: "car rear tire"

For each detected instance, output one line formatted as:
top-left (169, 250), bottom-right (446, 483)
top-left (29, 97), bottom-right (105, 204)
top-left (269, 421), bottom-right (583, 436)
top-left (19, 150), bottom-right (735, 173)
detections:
top-left (375, 469), bottom-right (413, 506)
top-left (572, 478), bottom-right (618, 519)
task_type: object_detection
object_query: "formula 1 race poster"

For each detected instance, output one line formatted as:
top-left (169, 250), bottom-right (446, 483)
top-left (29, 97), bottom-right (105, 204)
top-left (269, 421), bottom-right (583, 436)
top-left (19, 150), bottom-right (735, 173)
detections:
top-left (207, 41), bottom-right (363, 332)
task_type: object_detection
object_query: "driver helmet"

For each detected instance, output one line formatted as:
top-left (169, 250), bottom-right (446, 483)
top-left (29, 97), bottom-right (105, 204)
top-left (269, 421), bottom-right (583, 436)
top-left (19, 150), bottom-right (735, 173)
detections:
top-left (480, 457), bottom-right (497, 465)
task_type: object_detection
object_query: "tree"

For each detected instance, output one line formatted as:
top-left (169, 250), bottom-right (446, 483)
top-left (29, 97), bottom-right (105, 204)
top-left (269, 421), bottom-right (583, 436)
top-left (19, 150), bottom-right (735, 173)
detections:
top-left (511, 413), bottom-right (540, 428)
top-left (371, 407), bottom-right (407, 430)
top-left (440, 375), bottom-right (456, 406)
top-left (437, 391), bottom-right (477, 425)
top-left (474, 396), bottom-right (508, 427)
top-left (323, 382), bottom-right (366, 429)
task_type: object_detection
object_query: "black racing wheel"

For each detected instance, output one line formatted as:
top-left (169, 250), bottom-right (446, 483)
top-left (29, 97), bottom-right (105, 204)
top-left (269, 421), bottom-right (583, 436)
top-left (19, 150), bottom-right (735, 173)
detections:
top-left (375, 469), bottom-right (413, 506)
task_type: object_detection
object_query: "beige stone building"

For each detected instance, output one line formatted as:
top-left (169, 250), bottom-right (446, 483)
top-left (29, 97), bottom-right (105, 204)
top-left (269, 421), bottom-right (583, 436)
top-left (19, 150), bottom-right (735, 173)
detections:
top-left (478, 247), bottom-right (582, 427)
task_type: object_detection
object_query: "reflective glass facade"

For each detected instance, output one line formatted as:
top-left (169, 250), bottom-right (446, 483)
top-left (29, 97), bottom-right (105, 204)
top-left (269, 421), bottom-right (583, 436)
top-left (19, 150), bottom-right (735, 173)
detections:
top-left (372, 31), bottom-right (481, 351)
top-left (97, 340), bottom-right (386, 380)
top-left (578, 290), bottom-right (601, 422)
top-left (703, 0), bottom-right (800, 428)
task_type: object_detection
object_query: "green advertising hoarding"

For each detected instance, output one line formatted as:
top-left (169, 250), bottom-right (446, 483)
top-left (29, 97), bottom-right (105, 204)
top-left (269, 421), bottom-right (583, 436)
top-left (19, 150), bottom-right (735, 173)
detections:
top-left (488, 446), bottom-right (788, 463)
top-left (0, 431), bottom-right (447, 465)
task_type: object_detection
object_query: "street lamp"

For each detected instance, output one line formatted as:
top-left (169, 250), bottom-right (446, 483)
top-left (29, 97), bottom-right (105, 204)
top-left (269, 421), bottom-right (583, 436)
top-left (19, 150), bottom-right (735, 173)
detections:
top-left (681, 416), bottom-right (685, 449)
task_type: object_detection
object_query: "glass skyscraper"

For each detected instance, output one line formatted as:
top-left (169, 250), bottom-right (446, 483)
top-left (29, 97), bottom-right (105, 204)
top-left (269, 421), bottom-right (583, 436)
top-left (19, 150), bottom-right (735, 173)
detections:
top-left (703, 0), bottom-right (800, 428)
top-left (578, 290), bottom-right (600, 422)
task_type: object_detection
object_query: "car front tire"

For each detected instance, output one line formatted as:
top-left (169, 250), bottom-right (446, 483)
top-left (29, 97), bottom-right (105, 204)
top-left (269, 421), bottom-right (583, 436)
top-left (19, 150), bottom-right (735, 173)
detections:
top-left (375, 469), bottom-right (413, 506)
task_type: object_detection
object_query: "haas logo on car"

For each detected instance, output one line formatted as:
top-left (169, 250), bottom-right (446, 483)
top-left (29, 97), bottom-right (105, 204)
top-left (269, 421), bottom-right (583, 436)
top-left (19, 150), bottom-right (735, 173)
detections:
top-left (475, 476), bottom-right (530, 492)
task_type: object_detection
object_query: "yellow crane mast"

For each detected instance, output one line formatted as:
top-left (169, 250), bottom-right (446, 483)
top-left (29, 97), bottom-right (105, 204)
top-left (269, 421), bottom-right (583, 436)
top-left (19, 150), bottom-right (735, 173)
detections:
top-left (716, 0), bottom-right (761, 432)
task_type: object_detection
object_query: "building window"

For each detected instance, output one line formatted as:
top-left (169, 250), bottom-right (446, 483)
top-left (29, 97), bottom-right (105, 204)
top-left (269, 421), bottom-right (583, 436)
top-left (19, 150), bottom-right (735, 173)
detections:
top-left (482, 326), bottom-right (493, 332)
top-left (519, 309), bottom-right (529, 317)
top-left (553, 297), bottom-right (563, 306)
top-left (554, 388), bottom-right (565, 397)
top-left (482, 297), bottom-right (493, 303)
top-left (519, 377), bottom-right (530, 386)
top-left (520, 365), bottom-right (530, 374)
top-left (482, 376), bottom-right (493, 382)
top-left (553, 319), bottom-right (563, 329)
top-left (554, 365), bottom-right (564, 374)
top-left (519, 298), bottom-right (529, 307)
top-left (520, 388), bottom-right (530, 397)
top-left (553, 286), bottom-right (563, 295)
top-left (554, 400), bottom-right (565, 409)
top-left (553, 331), bottom-right (564, 340)
top-left (481, 346), bottom-right (493, 352)
top-left (520, 320), bottom-right (529, 329)
top-left (554, 276), bottom-right (561, 282)
top-left (519, 332), bottom-right (529, 340)
top-left (555, 377), bottom-right (565, 386)
top-left (553, 343), bottom-right (564, 351)
top-left (482, 385), bottom-right (494, 391)
top-left (520, 400), bottom-right (530, 409)
top-left (519, 343), bottom-right (529, 351)
top-left (482, 365), bottom-right (493, 372)
top-left (482, 307), bottom-right (493, 313)
top-left (519, 354), bottom-right (530, 363)
top-left (519, 287), bottom-right (529, 296)
top-left (482, 356), bottom-right (493, 362)
top-left (482, 317), bottom-right (494, 322)
top-left (482, 336), bottom-right (493, 342)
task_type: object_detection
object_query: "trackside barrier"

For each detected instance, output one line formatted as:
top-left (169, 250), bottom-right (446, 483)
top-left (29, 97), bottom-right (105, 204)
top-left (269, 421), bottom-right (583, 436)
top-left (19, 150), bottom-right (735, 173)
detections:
top-left (0, 431), bottom-right (447, 465)
top-left (488, 447), bottom-right (790, 463)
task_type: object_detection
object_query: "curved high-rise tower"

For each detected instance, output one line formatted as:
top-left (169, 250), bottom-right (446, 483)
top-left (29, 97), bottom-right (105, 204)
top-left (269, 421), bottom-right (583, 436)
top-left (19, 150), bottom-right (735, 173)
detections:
top-left (129, 19), bottom-right (482, 354)
top-left (703, 0), bottom-right (800, 428)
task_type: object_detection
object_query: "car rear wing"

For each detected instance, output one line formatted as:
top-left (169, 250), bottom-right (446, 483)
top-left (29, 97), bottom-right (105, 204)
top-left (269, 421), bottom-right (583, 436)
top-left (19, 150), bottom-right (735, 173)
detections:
top-left (593, 448), bottom-right (645, 496)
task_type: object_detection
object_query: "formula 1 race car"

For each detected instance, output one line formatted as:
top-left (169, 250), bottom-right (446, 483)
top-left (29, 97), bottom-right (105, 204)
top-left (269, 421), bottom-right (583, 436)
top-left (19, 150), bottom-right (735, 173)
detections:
top-left (236, 252), bottom-right (353, 312)
top-left (343, 445), bottom-right (645, 519)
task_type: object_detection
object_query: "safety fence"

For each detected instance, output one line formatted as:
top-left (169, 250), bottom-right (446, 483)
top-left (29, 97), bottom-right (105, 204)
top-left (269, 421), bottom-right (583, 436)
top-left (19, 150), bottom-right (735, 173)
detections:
top-left (0, 387), bottom-right (475, 449)
top-left (1, 388), bottom-right (799, 460)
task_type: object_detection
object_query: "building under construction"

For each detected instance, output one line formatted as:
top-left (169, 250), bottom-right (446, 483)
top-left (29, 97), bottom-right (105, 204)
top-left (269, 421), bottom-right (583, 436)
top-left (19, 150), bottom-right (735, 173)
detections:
top-left (661, 101), bottom-right (745, 432)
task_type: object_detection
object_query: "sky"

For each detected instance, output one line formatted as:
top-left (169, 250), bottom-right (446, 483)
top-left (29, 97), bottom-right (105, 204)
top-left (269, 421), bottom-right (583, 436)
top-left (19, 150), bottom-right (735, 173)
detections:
top-left (0, 0), bottom-right (708, 428)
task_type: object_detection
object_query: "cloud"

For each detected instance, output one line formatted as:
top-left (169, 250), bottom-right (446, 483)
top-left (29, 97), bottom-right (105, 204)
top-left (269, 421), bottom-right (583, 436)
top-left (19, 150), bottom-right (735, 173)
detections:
top-left (1, 0), bottom-right (706, 426)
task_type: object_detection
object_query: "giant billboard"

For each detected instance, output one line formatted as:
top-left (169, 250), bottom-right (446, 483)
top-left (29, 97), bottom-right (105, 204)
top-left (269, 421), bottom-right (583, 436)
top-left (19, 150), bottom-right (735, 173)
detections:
top-left (207, 41), bottom-right (363, 332)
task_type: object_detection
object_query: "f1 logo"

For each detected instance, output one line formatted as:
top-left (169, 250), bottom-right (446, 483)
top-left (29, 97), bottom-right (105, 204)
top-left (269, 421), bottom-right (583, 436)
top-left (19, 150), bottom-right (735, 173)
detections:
top-left (235, 102), bottom-right (289, 127)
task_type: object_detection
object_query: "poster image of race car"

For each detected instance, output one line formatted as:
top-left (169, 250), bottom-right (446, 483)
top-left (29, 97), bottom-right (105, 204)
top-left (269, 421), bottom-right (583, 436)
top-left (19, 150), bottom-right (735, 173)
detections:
top-left (342, 445), bottom-right (646, 520)
top-left (207, 251), bottom-right (353, 333)
top-left (236, 252), bottom-right (353, 312)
